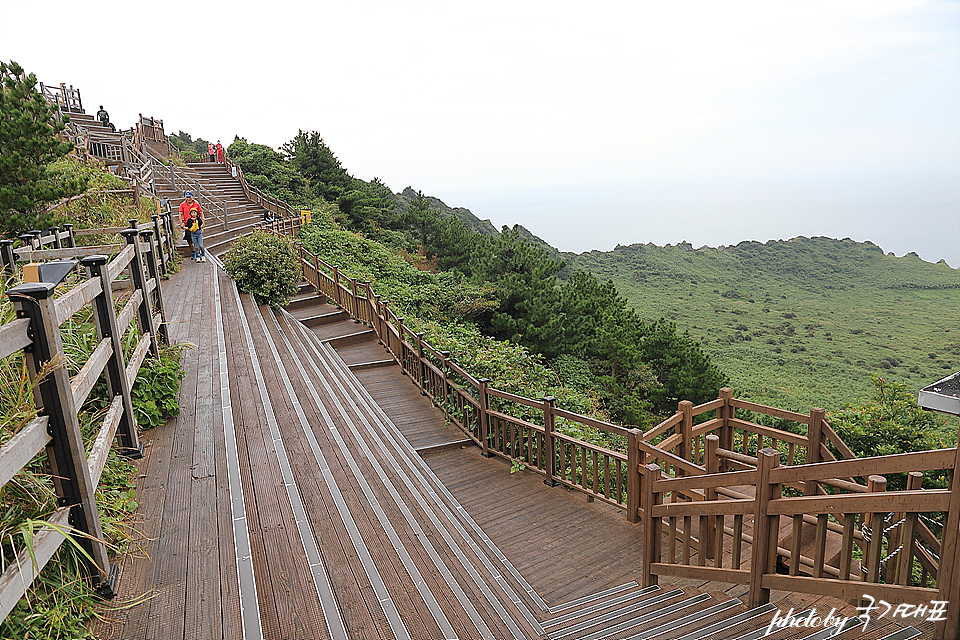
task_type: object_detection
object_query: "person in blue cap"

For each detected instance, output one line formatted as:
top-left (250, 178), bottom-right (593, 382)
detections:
top-left (179, 191), bottom-right (201, 255)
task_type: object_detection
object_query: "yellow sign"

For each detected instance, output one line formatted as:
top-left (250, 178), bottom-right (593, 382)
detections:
top-left (300, 210), bottom-right (312, 224)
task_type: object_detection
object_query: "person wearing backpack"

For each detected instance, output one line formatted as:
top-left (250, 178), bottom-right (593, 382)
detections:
top-left (187, 204), bottom-right (206, 262)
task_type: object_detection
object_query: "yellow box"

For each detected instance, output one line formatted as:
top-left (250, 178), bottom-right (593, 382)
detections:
top-left (22, 263), bottom-right (41, 283)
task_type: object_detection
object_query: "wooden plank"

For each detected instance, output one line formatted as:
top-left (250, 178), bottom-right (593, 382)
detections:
top-left (691, 398), bottom-right (725, 415)
top-left (654, 498), bottom-right (754, 517)
top-left (87, 395), bottom-right (124, 486)
top-left (644, 412), bottom-right (684, 441)
top-left (55, 277), bottom-right (102, 325)
top-left (766, 490), bottom-right (950, 516)
top-left (655, 469), bottom-right (757, 493)
top-left (106, 245), bottom-right (135, 283)
top-left (553, 407), bottom-right (633, 437)
top-left (70, 337), bottom-right (112, 408)
top-left (0, 508), bottom-right (70, 621)
top-left (731, 398), bottom-right (808, 423)
top-left (0, 318), bottom-right (32, 360)
top-left (13, 244), bottom-right (121, 261)
top-left (728, 418), bottom-right (807, 446)
top-left (770, 448), bottom-right (956, 484)
top-left (0, 417), bottom-right (50, 489)
top-left (638, 440), bottom-right (704, 476)
top-left (125, 333), bottom-right (152, 389)
top-left (650, 563), bottom-right (751, 584)
top-left (116, 289), bottom-right (143, 336)
top-left (762, 574), bottom-right (937, 605)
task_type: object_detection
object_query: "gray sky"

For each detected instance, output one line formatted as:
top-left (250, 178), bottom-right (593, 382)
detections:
top-left (3, 0), bottom-right (958, 266)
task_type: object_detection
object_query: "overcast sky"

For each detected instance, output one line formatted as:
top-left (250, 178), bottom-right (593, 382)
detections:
top-left (2, 0), bottom-right (958, 266)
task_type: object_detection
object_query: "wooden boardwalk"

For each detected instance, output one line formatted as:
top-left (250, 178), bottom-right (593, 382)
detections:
top-left (90, 258), bottom-right (926, 640)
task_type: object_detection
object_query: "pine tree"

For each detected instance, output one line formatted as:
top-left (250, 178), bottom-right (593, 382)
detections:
top-left (0, 60), bottom-right (86, 238)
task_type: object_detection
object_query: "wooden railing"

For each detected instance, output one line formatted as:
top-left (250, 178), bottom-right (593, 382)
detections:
top-left (39, 81), bottom-right (83, 113)
top-left (0, 228), bottom-right (170, 623)
top-left (642, 441), bottom-right (960, 640)
top-left (262, 205), bottom-right (958, 639)
top-left (2, 215), bottom-right (177, 283)
top-left (274, 226), bottom-right (632, 508)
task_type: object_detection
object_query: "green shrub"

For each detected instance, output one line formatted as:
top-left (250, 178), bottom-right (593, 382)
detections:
top-left (131, 342), bottom-right (187, 428)
top-left (222, 230), bottom-right (301, 307)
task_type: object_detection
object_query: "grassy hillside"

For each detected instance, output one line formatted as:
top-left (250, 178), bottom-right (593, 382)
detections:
top-left (562, 236), bottom-right (959, 415)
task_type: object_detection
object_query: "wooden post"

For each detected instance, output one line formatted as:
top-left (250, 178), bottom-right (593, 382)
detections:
top-left (6, 281), bottom-right (116, 595)
top-left (63, 223), bottom-right (75, 248)
top-left (120, 229), bottom-right (159, 358)
top-left (396, 317), bottom-right (406, 374)
top-left (864, 474), bottom-right (887, 586)
top-left (543, 396), bottom-right (559, 486)
top-left (719, 387), bottom-right (733, 470)
top-left (0, 240), bottom-right (16, 276)
top-left (807, 407), bottom-right (825, 468)
top-left (416, 333), bottom-right (427, 394)
top-left (151, 215), bottom-right (167, 276)
top-left (140, 229), bottom-right (168, 346)
top-left (893, 471), bottom-right (923, 585)
top-left (642, 463), bottom-right (663, 587)
top-left (627, 429), bottom-right (642, 523)
top-left (705, 434), bottom-right (720, 559)
top-left (749, 448), bottom-right (781, 607)
top-left (47, 226), bottom-right (62, 249)
top-left (81, 256), bottom-right (142, 457)
top-left (440, 351), bottom-right (450, 410)
top-left (332, 266), bottom-right (342, 307)
top-left (351, 279), bottom-right (360, 321)
top-left (478, 379), bottom-right (492, 457)
top-left (679, 400), bottom-right (693, 467)
top-left (933, 446), bottom-right (960, 640)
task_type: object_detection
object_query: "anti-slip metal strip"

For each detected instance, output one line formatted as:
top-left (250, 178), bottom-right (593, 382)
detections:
top-left (547, 581), bottom-right (644, 614)
top-left (289, 313), bottom-right (543, 637)
top-left (544, 585), bottom-right (661, 629)
top-left (229, 281), bottom-right (353, 640)
top-left (799, 616), bottom-right (864, 640)
top-left (575, 593), bottom-right (712, 640)
top-left (672, 602), bottom-right (776, 640)
top-left (213, 269), bottom-right (264, 640)
top-left (550, 589), bottom-right (687, 640)
top-left (282, 311), bottom-right (524, 639)
top-left (729, 609), bottom-right (813, 640)
top-left (289, 309), bottom-right (551, 615)
top-left (627, 598), bottom-right (742, 640)
top-left (263, 309), bottom-right (462, 640)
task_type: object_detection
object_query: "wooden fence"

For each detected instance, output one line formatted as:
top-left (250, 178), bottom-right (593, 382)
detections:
top-left (0, 221), bottom-right (173, 623)
top-left (642, 442), bottom-right (960, 639)
top-left (262, 215), bottom-right (959, 640)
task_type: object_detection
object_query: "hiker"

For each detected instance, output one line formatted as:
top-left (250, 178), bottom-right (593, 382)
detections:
top-left (187, 203), bottom-right (207, 262)
top-left (208, 142), bottom-right (215, 162)
top-left (215, 140), bottom-right (224, 163)
top-left (179, 191), bottom-right (200, 254)
top-left (96, 105), bottom-right (115, 132)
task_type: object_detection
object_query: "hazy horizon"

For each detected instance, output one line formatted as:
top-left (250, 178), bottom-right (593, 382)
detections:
top-left (2, 1), bottom-right (957, 267)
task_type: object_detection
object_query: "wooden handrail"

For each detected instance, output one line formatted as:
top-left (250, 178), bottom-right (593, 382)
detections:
top-left (265, 217), bottom-right (959, 638)
top-left (0, 234), bottom-right (170, 622)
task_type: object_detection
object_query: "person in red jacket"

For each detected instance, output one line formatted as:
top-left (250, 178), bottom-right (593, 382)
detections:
top-left (215, 140), bottom-right (224, 163)
top-left (208, 142), bottom-right (215, 162)
top-left (179, 191), bottom-right (202, 253)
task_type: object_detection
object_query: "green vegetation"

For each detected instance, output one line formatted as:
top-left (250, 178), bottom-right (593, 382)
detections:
top-left (232, 132), bottom-right (729, 427)
top-left (563, 238), bottom-right (959, 425)
top-left (223, 230), bottom-right (302, 307)
top-left (0, 60), bottom-right (88, 238)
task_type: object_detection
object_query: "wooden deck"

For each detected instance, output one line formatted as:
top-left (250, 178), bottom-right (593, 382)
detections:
top-left (89, 258), bottom-right (928, 640)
